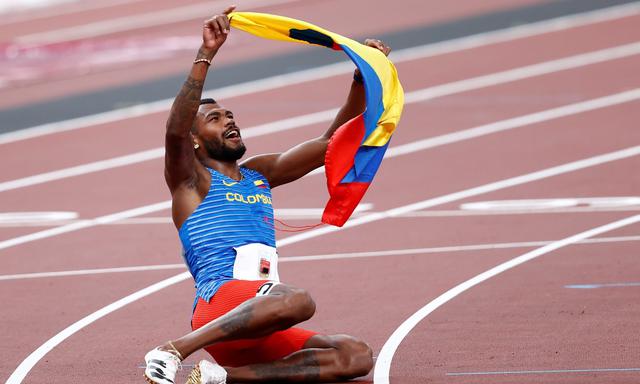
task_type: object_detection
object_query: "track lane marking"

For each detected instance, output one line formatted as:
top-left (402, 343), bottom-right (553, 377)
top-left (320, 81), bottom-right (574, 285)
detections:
top-left (373, 213), bottom-right (640, 383)
top-left (447, 367), bottom-right (640, 376)
top-left (2, 56), bottom-right (640, 192)
top-left (398, 206), bottom-right (640, 217)
top-left (2, 87), bottom-right (640, 252)
top-left (6, 146), bottom-right (640, 383)
top-left (2, 2), bottom-right (639, 145)
top-left (565, 282), bottom-right (640, 289)
top-left (0, 201), bottom-right (171, 251)
top-left (0, 264), bottom-right (186, 281)
top-left (5, 272), bottom-right (192, 384)
top-left (1, 88), bottom-right (639, 250)
top-left (2, 235), bottom-right (640, 281)
top-left (461, 196), bottom-right (640, 211)
top-left (307, 87), bottom-right (640, 177)
top-left (3, 204), bottom-right (640, 227)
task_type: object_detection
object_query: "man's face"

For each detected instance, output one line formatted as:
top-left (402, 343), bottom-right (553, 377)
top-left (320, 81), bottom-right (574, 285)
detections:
top-left (194, 103), bottom-right (246, 161)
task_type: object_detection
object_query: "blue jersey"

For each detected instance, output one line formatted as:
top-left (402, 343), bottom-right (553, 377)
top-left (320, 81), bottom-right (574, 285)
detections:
top-left (178, 167), bottom-right (275, 304)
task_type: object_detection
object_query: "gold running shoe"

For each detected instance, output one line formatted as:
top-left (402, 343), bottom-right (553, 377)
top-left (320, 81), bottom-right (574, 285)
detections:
top-left (186, 360), bottom-right (227, 384)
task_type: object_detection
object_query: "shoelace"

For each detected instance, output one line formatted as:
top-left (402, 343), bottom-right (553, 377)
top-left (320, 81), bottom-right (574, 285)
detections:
top-left (168, 354), bottom-right (183, 372)
top-left (167, 341), bottom-right (183, 371)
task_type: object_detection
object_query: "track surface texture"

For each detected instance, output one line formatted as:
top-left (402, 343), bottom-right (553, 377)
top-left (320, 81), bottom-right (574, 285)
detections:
top-left (1, 0), bottom-right (639, 383)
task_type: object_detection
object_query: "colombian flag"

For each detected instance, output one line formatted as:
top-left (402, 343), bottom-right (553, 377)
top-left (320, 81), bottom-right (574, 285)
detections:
top-left (230, 12), bottom-right (404, 227)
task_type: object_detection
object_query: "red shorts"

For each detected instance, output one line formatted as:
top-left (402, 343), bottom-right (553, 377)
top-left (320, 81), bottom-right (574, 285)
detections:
top-left (191, 280), bottom-right (317, 367)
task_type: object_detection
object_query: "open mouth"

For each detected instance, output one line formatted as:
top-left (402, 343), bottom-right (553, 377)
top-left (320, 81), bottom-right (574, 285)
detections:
top-left (224, 128), bottom-right (240, 139)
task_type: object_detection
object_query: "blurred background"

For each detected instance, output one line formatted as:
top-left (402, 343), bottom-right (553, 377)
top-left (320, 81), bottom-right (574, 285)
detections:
top-left (0, 0), bottom-right (555, 133)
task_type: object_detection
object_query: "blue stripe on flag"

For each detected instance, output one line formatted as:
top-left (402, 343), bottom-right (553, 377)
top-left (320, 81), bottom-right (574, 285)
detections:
top-left (340, 44), bottom-right (384, 141)
top-left (341, 141), bottom-right (390, 183)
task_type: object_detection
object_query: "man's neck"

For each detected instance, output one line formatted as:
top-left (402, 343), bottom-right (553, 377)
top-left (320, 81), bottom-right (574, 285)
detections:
top-left (202, 158), bottom-right (243, 181)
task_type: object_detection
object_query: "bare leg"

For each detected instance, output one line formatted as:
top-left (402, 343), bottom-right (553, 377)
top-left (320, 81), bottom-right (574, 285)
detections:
top-left (161, 284), bottom-right (315, 359)
top-left (224, 335), bottom-right (374, 383)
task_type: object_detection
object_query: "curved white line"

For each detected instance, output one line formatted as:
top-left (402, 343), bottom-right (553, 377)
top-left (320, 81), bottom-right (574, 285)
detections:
top-left (6, 272), bottom-right (191, 384)
top-left (373, 214), bottom-right (640, 383)
top-left (7, 145), bottom-right (640, 382)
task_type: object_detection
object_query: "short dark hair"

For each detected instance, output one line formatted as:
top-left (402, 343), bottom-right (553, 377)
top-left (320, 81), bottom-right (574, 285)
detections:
top-left (192, 99), bottom-right (218, 133)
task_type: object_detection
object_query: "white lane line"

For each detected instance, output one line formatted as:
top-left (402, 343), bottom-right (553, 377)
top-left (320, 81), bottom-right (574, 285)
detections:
top-left (373, 213), bottom-right (640, 384)
top-left (274, 147), bottom-right (640, 246)
top-left (2, 2), bottom-right (638, 145)
top-left (0, 201), bottom-right (170, 251)
top-left (461, 196), bottom-right (640, 211)
top-left (6, 205), bottom-right (640, 227)
top-left (4, 205), bottom-right (640, 227)
top-left (402, 206), bottom-right (640, 217)
top-left (0, 211), bottom-right (78, 224)
top-left (0, 264), bottom-right (186, 281)
top-left (565, 282), bottom-right (640, 289)
top-left (15, 0), bottom-right (299, 44)
top-left (5, 271), bottom-right (192, 384)
top-left (0, 111), bottom-right (640, 254)
top-left (6, 146), bottom-right (640, 384)
top-left (4, 206), bottom-right (640, 227)
top-left (2, 56), bottom-right (640, 193)
top-left (0, 80), bottom-right (638, 250)
top-left (447, 367), bottom-right (640, 376)
top-left (3, 235), bottom-right (640, 281)
top-left (386, 87), bottom-right (640, 155)
top-left (1, 86), bottom-right (639, 250)
top-left (0, 205), bottom-right (370, 227)
top-left (388, 2), bottom-right (640, 64)
top-left (0, 148), bottom-right (163, 192)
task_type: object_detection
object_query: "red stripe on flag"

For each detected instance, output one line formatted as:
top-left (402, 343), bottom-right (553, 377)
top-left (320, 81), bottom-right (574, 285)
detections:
top-left (322, 182), bottom-right (370, 227)
top-left (322, 114), bottom-right (367, 227)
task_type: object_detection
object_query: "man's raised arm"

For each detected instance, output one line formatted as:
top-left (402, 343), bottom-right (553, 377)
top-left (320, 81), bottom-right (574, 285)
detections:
top-left (242, 39), bottom-right (391, 188)
top-left (164, 6), bottom-right (235, 192)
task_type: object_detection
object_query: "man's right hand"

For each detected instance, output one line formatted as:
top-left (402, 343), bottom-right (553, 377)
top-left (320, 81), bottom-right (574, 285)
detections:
top-left (203, 5), bottom-right (236, 51)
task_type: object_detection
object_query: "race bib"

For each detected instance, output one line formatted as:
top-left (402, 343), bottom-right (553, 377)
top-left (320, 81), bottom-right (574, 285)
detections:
top-left (232, 243), bottom-right (280, 282)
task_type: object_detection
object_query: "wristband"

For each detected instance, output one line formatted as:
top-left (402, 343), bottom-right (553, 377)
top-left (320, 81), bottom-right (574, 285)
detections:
top-left (194, 58), bottom-right (212, 66)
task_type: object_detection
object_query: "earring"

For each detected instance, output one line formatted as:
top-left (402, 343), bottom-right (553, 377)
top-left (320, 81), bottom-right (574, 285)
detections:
top-left (194, 143), bottom-right (200, 149)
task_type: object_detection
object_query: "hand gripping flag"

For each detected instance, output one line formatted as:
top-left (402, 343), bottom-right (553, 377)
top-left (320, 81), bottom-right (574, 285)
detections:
top-left (230, 12), bottom-right (404, 227)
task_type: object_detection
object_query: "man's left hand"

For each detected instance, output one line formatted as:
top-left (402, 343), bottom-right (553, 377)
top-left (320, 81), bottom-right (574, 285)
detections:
top-left (363, 38), bottom-right (391, 56)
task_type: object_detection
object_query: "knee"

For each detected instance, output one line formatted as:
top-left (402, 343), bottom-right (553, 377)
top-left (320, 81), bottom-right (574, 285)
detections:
top-left (276, 286), bottom-right (316, 323)
top-left (334, 336), bottom-right (374, 379)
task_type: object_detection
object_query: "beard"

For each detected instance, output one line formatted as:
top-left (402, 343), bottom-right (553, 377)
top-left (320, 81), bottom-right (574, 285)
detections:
top-left (203, 139), bottom-right (247, 161)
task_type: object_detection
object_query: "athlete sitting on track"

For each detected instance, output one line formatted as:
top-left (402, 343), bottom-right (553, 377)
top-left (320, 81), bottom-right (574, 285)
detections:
top-left (144, 6), bottom-right (391, 384)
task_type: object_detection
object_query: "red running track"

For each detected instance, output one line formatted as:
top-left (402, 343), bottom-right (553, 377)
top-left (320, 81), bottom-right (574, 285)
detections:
top-left (0, 1), bottom-right (639, 383)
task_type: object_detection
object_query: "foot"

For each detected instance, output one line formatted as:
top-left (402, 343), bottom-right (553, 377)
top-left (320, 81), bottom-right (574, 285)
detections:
top-left (186, 360), bottom-right (227, 384)
top-left (144, 348), bottom-right (182, 384)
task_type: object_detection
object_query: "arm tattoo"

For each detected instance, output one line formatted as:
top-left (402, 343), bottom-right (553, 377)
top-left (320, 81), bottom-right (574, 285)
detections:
top-left (168, 75), bottom-right (204, 132)
top-left (195, 46), bottom-right (211, 60)
top-left (166, 46), bottom-right (211, 134)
